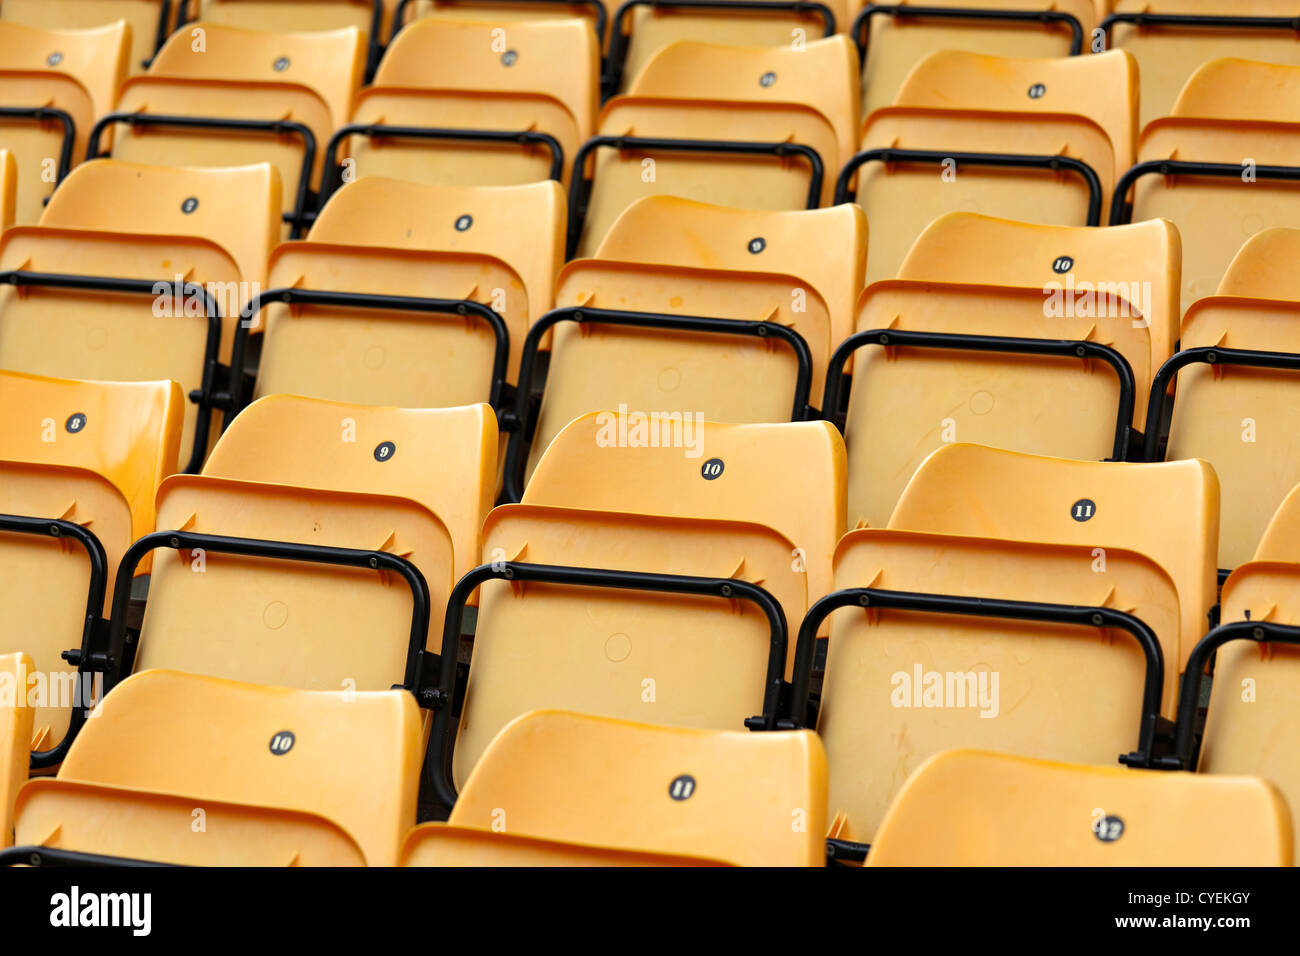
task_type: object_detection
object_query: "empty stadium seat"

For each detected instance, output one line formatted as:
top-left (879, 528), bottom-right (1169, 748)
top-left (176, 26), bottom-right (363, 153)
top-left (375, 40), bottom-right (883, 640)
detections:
top-left (0, 20), bottom-right (130, 223)
top-left (0, 371), bottom-right (183, 760)
top-left (571, 92), bottom-right (832, 258)
top-left (388, 0), bottom-right (606, 48)
top-left (341, 16), bottom-right (598, 191)
top-left (423, 710), bottom-right (827, 866)
top-left (1, 653), bottom-right (35, 848)
top-left (888, 443), bottom-right (1219, 675)
top-left (8, 670), bottom-right (421, 865)
top-left (40, 158), bottom-right (280, 291)
top-left (1103, 0), bottom-right (1300, 128)
top-left (1217, 226), bottom-right (1300, 300)
top-left (204, 395), bottom-right (497, 588)
top-left (799, 525), bottom-right (1176, 852)
top-left (120, 472), bottom-right (446, 699)
top-left (831, 278), bottom-right (1149, 529)
top-left (430, 506), bottom-right (799, 797)
top-left (1, 0), bottom-right (172, 73)
top-left (184, 0), bottom-right (380, 37)
top-left (521, 414), bottom-right (845, 620)
top-left (847, 53), bottom-right (1122, 282)
top-left (625, 36), bottom-right (860, 178)
top-left (593, 195), bottom-right (868, 354)
top-left (103, 24), bottom-right (365, 236)
top-left (856, 0), bottom-right (1095, 116)
top-left (867, 749), bottom-right (1292, 865)
top-left (310, 176), bottom-right (564, 324)
top-left (1115, 58), bottom-right (1300, 310)
top-left (608, 0), bottom-right (844, 97)
top-left (1177, 550), bottom-right (1300, 861)
top-left (898, 212), bottom-right (1182, 378)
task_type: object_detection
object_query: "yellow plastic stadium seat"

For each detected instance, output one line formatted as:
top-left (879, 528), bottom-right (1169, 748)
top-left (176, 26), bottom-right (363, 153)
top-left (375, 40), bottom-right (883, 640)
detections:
top-left (204, 395), bottom-right (497, 589)
top-left (626, 36), bottom-right (860, 177)
top-left (0, 150), bottom-right (15, 228)
top-left (894, 49), bottom-right (1138, 175)
top-left (593, 196), bottom-right (868, 355)
top-left (401, 826), bottom-right (731, 866)
top-left (889, 443), bottom-right (1219, 675)
top-left (523, 414), bottom-right (846, 623)
top-left (0, 223), bottom-right (246, 471)
top-left (310, 177), bottom-right (564, 324)
top-left (1190, 560), bottom-right (1300, 861)
top-left (809, 528), bottom-right (1177, 847)
top-left (868, 750), bottom-right (1292, 866)
top-left (1255, 483), bottom-right (1300, 562)
top-left (0, 21), bottom-right (130, 223)
top-left (148, 23), bottom-right (364, 129)
top-left (611, 0), bottom-right (848, 96)
top-left (1217, 227), bottom-right (1300, 301)
top-left (0, 372), bottom-right (181, 756)
top-left (1, 653), bottom-right (35, 847)
top-left (391, 1), bottom-right (605, 45)
top-left (40, 159), bottom-right (281, 291)
top-left (856, 0), bottom-right (1096, 117)
top-left (188, 0), bottom-right (378, 36)
top-left (1106, 0), bottom-right (1300, 129)
top-left (1157, 296), bottom-right (1300, 571)
top-left (835, 279), bottom-right (1149, 530)
top-left (899, 212), bottom-right (1182, 378)
top-left (852, 107), bottom-right (1113, 284)
top-left (252, 242), bottom-right (525, 412)
top-left (1121, 63), bottom-right (1300, 311)
top-left (348, 15), bottom-right (599, 192)
top-left (0, 371), bottom-right (183, 546)
top-left (441, 710), bottom-right (828, 867)
top-left (1171, 57), bottom-right (1300, 121)
top-left (1, 0), bottom-right (167, 75)
top-left (440, 505), bottom-right (803, 790)
top-left (572, 95), bottom-right (835, 257)
top-left (11, 670), bottom-right (421, 865)
top-left (131, 473), bottom-right (451, 692)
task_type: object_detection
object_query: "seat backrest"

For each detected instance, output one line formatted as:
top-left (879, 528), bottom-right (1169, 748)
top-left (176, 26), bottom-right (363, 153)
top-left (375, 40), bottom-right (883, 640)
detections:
top-left (859, 0), bottom-right (1095, 116)
top-left (626, 36), bottom-right (859, 173)
top-left (1110, 0), bottom-right (1300, 127)
top-left (1130, 118), bottom-right (1300, 312)
top-left (856, 107), bottom-right (1114, 283)
top-left (0, 71), bottom-right (93, 225)
top-left (0, 150), bottom-right (14, 228)
top-left (593, 195), bottom-right (868, 352)
top-left (310, 176), bottom-right (563, 322)
top-left (138, 474), bottom-right (453, 690)
top-left (617, 0), bottom-right (850, 95)
top-left (454, 506), bottom-right (805, 785)
top-left (449, 710), bottom-right (827, 866)
top-left (0, 19), bottom-right (129, 117)
top-left (1166, 295), bottom-right (1300, 569)
top-left (51, 669), bottom-right (422, 865)
top-left (1, 0), bottom-right (165, 75)
top-left (889, 443), bottom-right (1219, 673)
top-left (149, 22), bottom-right (365, 126)
top-left (1, 652), bottom-right (35, 848)
top-left (843, 279), bottom-right (1151, 530)
top-left (1171, 58), bottom-right (1300, 121)
top-left (1253, 482), bottom-right (1300, 562)
top-left (1199, 560), bottom-right (1300, 862)
top-left (0, 370), bottom-right (183, 542)
top-left (40, 159), bottom-right (281, 289)
top-left (375, 15), bottom-right (599, 141)
top-left (523, 414), bottom-right (846, 613)
top-left (899, 212), bottom-right (1182, 372)
top-left (195, 0), bottom-right (376, 36)
top-left (577, 95), bottom-right (836, 256)
top-left (204, 395), bottom-right (497, 587)
top-left (1217, 227), bottom-right (1300, 300)
top-left (867, 749), bottom-right (1292, 865)
top-left (260, 241), bottom-right (529, 400)
top-left (820, 528), bottom-right (1177, 843)
top-left (894, 49), bottom-right (1138, 171)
